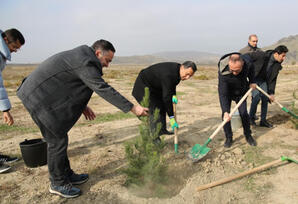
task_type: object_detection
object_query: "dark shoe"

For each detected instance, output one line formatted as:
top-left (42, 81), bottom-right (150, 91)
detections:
top-left (0, 154), bottom-right (19, 164)
top-left (224, 137), bottom-right (233, 148)
top-left (0, 162), bottom-right (11, 173)
top-left (245, 135), bottom-right (257, 146)
top-left (252, 115), bottom-right (259, 121)
top-left (159, 129), bottom-right (174, 135)
top-left (153, 137), bottom-right (161, 145)
top-left (49, 183), bottom-right (81, 198)
top-left (69, 173), bottom-right (89, 185)
top-left (250, 119), bottom-right (257, 126)
top-left (260, 120), bottom-right (273, 128)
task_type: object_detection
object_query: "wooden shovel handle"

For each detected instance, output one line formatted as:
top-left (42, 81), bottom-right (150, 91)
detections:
top-left (256, 85), bottom-right (283, 109)
top-left (197, 158), bottom-right (284, 191)
top-left (209, 88), bottom-right (253, 140)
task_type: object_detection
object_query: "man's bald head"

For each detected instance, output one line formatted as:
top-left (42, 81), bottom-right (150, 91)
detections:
top-left (228, 54), bottom-right (243, 75)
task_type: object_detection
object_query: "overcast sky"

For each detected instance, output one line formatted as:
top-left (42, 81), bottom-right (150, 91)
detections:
top-left (2, 0), bottom-right (298, 63)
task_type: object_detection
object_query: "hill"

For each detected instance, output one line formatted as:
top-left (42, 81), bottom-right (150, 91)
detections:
top-left (263, 34), bottom-right (298, 64)
top-left (113, 51), bottom-right (220, 65)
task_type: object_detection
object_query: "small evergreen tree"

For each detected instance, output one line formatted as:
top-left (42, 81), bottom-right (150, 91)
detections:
top-left (123, 87), bottom-right (167, 186)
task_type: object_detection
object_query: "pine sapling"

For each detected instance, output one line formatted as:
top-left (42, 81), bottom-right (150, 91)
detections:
top-left (123, 87), bottom-right (167, 186)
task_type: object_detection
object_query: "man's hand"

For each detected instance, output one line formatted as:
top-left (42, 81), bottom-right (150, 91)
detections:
top-left (130, 104), bottom-right (149, 116)
top-left (172, 95), bottom-right (178, 104)
top-left (170, 117), bottom-right (179, 131)
top-left (83, 106), bottom-right (96, 120)
top-left (269, 94), bottom-right (275, 102)
top-left (3, 111), bottom-right (14, 126)
top-left (223, 112), bottom-right (231, 122)
top-left (249, 83), bottom-right (257, 90)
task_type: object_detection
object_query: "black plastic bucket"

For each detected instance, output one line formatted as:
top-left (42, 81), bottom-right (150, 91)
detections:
top-left (19, 138), bottom-right (47, 168)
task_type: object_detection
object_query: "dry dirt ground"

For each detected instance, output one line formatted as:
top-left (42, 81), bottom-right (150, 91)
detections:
top-left (0, 64), bottom-right (297, 204)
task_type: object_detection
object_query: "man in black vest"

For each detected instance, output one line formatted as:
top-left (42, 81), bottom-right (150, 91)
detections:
top-left (248, 45), bottom-right (288, 128)
top-left (132, 61), bottom-right (197, 141)
top-left (218, 53), bottom-right (257, 148)
top-left (17, 40), bottom-right (148, 198)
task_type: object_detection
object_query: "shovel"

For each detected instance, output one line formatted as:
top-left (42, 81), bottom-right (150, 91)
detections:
top-left (173, 103), bottom-right (178, 153)
top-left (197, 156), bottom-right (298, 191)
top-left (256, 85), bottom-right (298, 119)
top-left (188, 88), bottom-right (253, 162)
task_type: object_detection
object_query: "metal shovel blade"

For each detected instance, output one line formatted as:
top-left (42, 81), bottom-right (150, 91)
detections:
top-left (188, 144), bottom-right (210, 162)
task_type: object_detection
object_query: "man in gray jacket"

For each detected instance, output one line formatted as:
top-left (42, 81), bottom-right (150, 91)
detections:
top-left (0, 28), bottom-right (25, 173)
top-left (239, 34), bottom-right (261, 54)
top-left (17, 40), bottom-right (148, 198)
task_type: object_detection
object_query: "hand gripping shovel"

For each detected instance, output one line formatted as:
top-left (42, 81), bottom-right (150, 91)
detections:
top-left (173, 103), bottom-right (178, 153)
top-left (256, 85), bottom-right (298, 119)
top-left (197, 156), bottom-right (298, 191)
top-left (188, 88), bottom-right (253, 162)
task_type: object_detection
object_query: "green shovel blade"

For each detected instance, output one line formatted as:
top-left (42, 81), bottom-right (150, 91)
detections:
top-left (282, 107), bottom-right (298, 119)
top-left (281, 156), bottom-right (298, 164)
top-left (188, 143), bottom-right (211, 162)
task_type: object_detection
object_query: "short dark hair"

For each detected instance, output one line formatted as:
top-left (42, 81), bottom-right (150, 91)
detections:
top-left (91, 39), bottom-right (115, 53)
top-left (274, 45), bottom-right (288, 54)
top-left (3, 28), bottom-right (25, 45)
top-left (182, 61), bottom-right (197, 72)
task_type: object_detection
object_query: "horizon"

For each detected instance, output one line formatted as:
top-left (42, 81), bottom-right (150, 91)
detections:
top-left (2, 0), bottom-right (298, 63)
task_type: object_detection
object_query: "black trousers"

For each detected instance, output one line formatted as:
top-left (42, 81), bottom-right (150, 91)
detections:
top-left (30, 114), bottom-right (73, 186)
top-left (221, 98), bottom-right (251, 139)
top-left (132, 76), bottom-right (167, 134)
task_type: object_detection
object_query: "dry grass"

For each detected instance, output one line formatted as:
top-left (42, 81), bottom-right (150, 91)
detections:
top-left (2, 65), bottom-right (37, 88)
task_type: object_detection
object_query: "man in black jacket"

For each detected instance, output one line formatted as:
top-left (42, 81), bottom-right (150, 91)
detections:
top-left (132, 61), bottom-right (197, 140)
top-left (17, 40), bottom-right (148, 198)
top-left (248, 45), bottom-right (288, 128)
top-left (218, 53), bottom-right (257, 148)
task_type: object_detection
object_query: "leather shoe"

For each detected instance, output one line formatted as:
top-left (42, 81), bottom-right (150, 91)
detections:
top-left (260, 120), bottom-right (273, 128)
top-left (250, 119), bottom-right (257, 126)
top-left (224, 137), bottom-right (233, 148)
top-left (252, 115), bottom-right (259, 120)
top-left (159, 129), bottom-right (174, 135)
top-left (245, 135), bottom-right (257, 146)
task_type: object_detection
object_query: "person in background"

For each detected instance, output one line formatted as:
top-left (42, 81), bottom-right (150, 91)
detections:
top-left (239, 34), bottom-right (261, 54)
top-left (247, 45), bottom-right (288, 128)
top-left (0, 28), bottom-right (25, 173)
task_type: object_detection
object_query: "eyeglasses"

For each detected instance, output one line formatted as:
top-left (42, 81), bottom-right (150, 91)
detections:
top-left (8, 41), bottom-right (21, 51)
top-left (229, 68), bottom-right (242, 74)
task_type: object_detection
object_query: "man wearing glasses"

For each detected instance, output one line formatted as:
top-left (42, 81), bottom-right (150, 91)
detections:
top-left (0, 28), bottom-right (25, 173)
top-left (218, 53), bottom-right (257, 148)
top-left (239, 34), bottom-right (261, 54)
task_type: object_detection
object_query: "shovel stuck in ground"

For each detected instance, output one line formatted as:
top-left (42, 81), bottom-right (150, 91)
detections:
top-left (197, 156), bottom-right (298, 191)
top-left (188, 88), bottom-right (253, 162)
top-left (173, 103), bottom-right (178, 153)
top-left (256, 85), bottom-right (298, 119)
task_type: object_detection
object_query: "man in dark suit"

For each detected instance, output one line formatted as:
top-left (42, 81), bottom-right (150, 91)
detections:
top-left (0, 28), bottom-right (25, 173)
top-left (218, 53), bottom-right (257, 148)
top-left (247, 45), bottom-right (288, 128)
top-left (132, 61), bottom-right (197, 141)
top-left (17, 40), bottom-right (148, 198)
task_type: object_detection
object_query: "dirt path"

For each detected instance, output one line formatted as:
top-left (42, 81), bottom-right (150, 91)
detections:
top-left (0, 65), bottom-right (297, 204)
